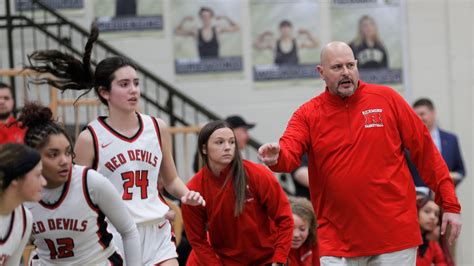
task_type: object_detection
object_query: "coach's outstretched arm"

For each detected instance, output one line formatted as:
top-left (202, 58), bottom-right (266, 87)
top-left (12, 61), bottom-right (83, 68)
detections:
top-left (258, 142), bottom-right (280, 166)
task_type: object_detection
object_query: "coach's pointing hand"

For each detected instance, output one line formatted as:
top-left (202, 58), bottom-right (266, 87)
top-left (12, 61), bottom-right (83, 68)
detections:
top-left (258, 142), bottom-right (280, 166)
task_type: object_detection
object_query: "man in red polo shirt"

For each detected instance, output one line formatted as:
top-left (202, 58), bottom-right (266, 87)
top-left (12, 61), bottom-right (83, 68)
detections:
top-left (0, 82), bottom-right (25, 144)
top-left (258, 41), bottom-right (461, 265)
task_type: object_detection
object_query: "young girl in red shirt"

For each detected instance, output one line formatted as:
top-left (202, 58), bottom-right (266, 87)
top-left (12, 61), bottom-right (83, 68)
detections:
top-left (288, 196), bottom-right (319, 266)
top-left (416, 196), bottom-right (448, 266)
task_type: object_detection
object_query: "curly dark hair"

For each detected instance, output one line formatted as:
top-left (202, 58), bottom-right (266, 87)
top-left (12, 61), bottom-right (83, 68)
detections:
top-left (17, 101), bottom-right (72, 151)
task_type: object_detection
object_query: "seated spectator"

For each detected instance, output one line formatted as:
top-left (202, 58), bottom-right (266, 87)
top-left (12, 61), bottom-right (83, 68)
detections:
top-left (0, 83), bottom-right (25, 144)
top-left (416, 196), bottom-right (450, 266)
top-left (288, 196), bottom-right (319, 266)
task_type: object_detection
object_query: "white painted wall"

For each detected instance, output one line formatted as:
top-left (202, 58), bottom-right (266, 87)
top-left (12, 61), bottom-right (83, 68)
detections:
top-left (405, 1), bottom-right (472, 264)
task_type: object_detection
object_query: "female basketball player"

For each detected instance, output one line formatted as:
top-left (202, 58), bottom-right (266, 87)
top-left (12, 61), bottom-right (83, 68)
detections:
top-left (27, 24), bottom-right (205, 265)
top-left (288, 196), bottom-right (319, 266)
top-left (18, 102), bottom-right (141, 265)
top-left (182, 120), bottom-right (293, 265)
top-left (0, 143), bottom-right (44, 266)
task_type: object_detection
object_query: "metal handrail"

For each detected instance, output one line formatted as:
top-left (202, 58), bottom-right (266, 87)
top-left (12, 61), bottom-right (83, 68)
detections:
top-left (1, 0), bottom-right (263, 155)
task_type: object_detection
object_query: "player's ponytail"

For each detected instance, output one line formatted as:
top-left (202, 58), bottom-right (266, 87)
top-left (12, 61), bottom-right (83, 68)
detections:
top-left (26, 23), bottom-right (136, 106)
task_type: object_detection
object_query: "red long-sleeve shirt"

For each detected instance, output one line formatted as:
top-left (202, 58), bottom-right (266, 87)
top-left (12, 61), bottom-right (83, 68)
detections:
top-left (0, 116), bottom-right (25, 144)
top-left (416, 241), bottom-right (447, 266)
top-left (288, 243), bottom-right (320, 266)
top-left (182, 160), bottom-right (293, 265)
top-left (270, 81), bottom-right (460, 257)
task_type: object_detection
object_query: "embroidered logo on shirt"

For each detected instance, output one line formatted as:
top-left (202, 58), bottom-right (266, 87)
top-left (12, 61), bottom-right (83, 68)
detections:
top-left (362, 109), bottom-right (384, 128)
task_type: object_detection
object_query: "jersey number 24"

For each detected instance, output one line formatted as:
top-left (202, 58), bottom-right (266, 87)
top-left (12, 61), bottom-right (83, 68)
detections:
top-left (121, 170), bottom-right (149, 200)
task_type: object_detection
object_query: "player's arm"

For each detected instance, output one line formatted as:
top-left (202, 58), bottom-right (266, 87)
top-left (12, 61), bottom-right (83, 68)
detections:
top-left (73, 128), bottom-right (95, 167)
top-left (155, 118), bottom-right (205, 206)
top-left (87, 169), bottom-right (142, 265)
top-left (7, 207), bottom-right (33, 266)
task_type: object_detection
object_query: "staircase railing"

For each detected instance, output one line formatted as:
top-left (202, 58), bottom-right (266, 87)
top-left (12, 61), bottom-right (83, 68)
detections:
top-left (0, 0), bottom-right (263, 177)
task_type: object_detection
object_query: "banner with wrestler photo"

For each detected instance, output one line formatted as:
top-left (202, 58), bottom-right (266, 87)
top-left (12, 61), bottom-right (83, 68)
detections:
top-left (331, 0), bottom-right (405, 87)
top-left (94, 0), bottom-right (164, 39)
top-left (171, 0), bottom-right (243, 80)
top-left (250, 0), bottom-right (322, 86)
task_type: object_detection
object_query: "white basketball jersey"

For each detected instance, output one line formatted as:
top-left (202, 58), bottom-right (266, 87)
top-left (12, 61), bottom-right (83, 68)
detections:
top-left (0, 205), bottom-right (32, 266)
top-left (26, 165), bottom-right (116, 265)
top-left (88, 113), bottom-right (169, 224)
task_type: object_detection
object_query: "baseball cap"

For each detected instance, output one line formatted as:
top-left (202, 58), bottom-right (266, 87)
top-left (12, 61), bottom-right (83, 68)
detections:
top-left (225, 115), bottom-right (255, 129)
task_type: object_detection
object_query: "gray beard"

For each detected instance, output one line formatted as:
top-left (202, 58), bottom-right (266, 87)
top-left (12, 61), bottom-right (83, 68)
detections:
top-left (0, 112), bottom-right (11, 121)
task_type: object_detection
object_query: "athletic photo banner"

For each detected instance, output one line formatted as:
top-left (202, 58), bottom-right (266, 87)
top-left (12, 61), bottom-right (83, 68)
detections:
top-left (331, 0), bottom-right (403, 85)
top-left (250, 0), bottom-right (321, 84)
top-left (171, 0), bottom-right (243, 80)
top-left (95, 0), bottom-right (164, 38)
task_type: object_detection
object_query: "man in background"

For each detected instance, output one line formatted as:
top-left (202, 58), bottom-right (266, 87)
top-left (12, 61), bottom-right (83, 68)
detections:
top-left (410, 98), bottom-right (466, 188)
top-left (0, 82), bottom-right (25, 144)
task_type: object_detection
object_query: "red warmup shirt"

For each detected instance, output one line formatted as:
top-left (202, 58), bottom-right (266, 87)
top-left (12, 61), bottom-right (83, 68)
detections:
top-left (416, 241), bottom-right (447, 266)
top-left (0, 116), bottom-right (25, 144)
top-left (270, 81), bottom-right (460, 257)
top-left (288, 243), bottom-right (320, 266)
top-left (182, 160), bottom-right (293, 265)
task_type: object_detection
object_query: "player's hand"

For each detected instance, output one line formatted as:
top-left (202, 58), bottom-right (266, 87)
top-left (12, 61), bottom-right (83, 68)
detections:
top-left (181, 190), bottom-right (206, 207)
top-left (257, 142), bottom-right (280, 166)
top-left (441, 212), bottom-right (462, 245)
top-left (164, 210), bottom-right (176, 222)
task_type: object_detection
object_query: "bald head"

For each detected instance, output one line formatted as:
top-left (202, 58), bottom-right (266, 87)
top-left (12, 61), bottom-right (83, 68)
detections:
top-left (317, 41), bottom-right (359, 98)
top-left (320, 41), bottom-right (355, 66)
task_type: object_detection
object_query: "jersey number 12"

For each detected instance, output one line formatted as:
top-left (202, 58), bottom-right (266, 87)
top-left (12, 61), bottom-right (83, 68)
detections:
top-left (45, 237), bottom-right (74, 259)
